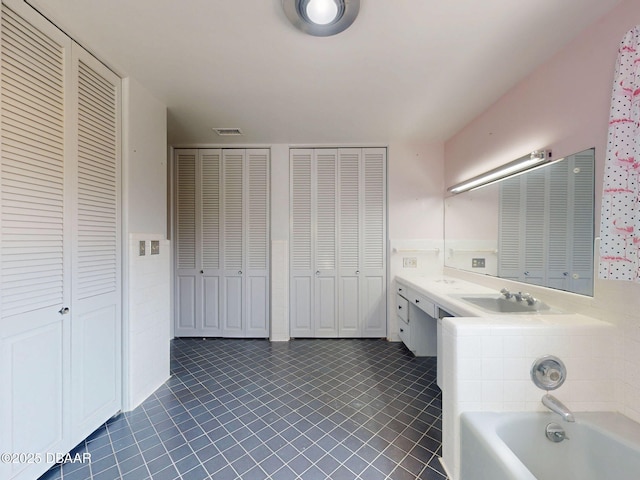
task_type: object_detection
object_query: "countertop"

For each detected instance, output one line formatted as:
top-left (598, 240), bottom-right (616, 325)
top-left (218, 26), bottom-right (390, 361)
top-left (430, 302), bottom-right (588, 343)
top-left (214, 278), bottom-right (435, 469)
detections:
top-left (395, 274), bottom-right (612, 332)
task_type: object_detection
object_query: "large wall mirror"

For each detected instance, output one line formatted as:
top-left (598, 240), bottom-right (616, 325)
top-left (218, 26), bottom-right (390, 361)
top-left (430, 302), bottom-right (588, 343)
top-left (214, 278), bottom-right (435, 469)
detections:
top-left (444, 148), bottom-right (595, 296)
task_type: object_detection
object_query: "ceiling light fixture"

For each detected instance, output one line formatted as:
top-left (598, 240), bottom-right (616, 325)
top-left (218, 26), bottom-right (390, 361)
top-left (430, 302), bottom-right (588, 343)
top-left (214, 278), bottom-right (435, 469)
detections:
top-left (282, 0), bottom-right (360, 37)
top-left (447, 150), bottom-right (552, 194)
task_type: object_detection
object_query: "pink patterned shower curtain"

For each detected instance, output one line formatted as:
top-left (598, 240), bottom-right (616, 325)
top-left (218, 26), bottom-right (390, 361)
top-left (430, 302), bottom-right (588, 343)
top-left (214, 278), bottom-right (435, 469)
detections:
top-left (599, 26), bottom-right (640, 281)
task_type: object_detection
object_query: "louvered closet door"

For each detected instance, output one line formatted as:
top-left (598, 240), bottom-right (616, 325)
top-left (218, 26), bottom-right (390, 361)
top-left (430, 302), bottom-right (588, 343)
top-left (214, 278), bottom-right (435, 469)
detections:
top-left (337, 148), bottom-right (387, 338)
top-left (290, 149), bottom-right (314, 337)
top-left (70, 43), bottom-right (121, 442)
top-left (314, 149), bottom-right (338, 337)
top-left (174, 149), bottom-right (199, 334)
top-left (338, 149), bottom-right (361, 336)
top-left (200, 149), bottom-right (222, 334)
top-left (0, 4), bottom-right (71, 479)
top-left (360, 148), bottom-right (386, 337)
top-left (568, 151), bottom-right (594, 295)
top-left (222, 150), bottom-right (245, 336)
top-left (547, 159), bottom-right (570, 291)
top-left (245, 149), bottom-right (269, 337)
top-left (498, 177), bottom-right (521, 280)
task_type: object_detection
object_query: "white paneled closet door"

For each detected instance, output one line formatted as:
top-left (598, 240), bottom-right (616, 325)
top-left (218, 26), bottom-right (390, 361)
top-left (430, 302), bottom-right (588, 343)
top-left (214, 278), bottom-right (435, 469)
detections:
top-left (222, 149), bottom-right (244, 336)
top-left (245, 149), bottom-right (270, 337)
top-left (360, 148), bottom-right (387, 337)
top-left (338, 148), bottom-right (387, 338)
top-left (0, 5), bottom-right (71, 479)
top-left (174, 148), bottom-right (269, 338)
top-left (289, 149), bottom-right (338, 337)
top-left (290, 149), bottom-right (314, 337)
top-left (0, 3), bottom-right (122, 479)
top-left (70, 44), bottom-right (122, 441)
top-left (290, 148), bottom-right (386, 339)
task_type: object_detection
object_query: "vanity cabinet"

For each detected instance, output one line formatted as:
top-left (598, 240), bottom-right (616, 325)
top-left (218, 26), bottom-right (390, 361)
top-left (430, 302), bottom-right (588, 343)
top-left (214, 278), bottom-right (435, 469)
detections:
top-left (395, 281), bottom-right (437, 357)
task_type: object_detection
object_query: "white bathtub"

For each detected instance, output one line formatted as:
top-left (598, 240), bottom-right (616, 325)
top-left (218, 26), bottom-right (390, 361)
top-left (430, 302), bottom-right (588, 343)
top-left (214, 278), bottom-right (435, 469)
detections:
top-left (460, 411), bottom-right (640, 480)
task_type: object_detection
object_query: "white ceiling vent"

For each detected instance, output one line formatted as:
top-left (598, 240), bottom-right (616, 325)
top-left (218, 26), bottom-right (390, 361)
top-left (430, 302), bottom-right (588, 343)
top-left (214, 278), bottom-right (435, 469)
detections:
top-left (213, 127), bottom-right (243, 136)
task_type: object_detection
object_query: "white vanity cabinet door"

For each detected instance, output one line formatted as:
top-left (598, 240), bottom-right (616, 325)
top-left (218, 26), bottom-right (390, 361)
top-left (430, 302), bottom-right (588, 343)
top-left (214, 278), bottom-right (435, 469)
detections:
top-left (396, 294), bottom-right (409, 322)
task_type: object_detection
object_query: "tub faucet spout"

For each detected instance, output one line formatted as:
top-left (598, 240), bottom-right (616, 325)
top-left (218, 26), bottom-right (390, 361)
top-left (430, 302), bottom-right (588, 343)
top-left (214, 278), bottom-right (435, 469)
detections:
top-left (542, 394), bottom-right (575, 422)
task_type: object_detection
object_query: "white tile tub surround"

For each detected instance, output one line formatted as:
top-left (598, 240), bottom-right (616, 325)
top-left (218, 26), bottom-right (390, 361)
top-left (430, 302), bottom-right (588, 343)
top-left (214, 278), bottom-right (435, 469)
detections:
top-left (396, 274), bottom-right (617, 480)
top-left (442, 317), bottom-right (616, 480)
top-left (127, 233), bottom-right (171, 410)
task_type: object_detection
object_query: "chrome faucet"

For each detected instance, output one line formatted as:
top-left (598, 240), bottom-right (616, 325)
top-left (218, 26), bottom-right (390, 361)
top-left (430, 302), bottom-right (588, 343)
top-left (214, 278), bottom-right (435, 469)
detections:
top-left (521, 293), bottom-right (537, 305)
top-left (542, 393), bottom-right (575, 422)
top-left (500, 288), bottom-right (513, 299)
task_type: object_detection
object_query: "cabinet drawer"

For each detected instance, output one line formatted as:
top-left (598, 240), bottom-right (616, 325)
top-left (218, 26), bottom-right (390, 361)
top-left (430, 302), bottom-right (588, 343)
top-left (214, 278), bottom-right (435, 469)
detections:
top-left (408, 290), bottom-right (436, 317)
top-left (398, 316), bottom-right (412, 351)
top-left (396, 294), bottom-right (409, 321)
top-left (397, 283), bottom-right (408, 297)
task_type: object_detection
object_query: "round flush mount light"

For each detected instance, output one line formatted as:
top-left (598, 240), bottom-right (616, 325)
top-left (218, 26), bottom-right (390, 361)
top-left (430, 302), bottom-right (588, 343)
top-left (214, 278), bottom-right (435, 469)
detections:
top-left (282, 0), bottom-right (360, 37)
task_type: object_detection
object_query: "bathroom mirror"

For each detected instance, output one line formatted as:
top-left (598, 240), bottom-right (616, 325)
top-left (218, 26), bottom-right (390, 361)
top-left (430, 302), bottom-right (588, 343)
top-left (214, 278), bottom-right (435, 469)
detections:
top-left (444, 148), bottom-right (595, 296)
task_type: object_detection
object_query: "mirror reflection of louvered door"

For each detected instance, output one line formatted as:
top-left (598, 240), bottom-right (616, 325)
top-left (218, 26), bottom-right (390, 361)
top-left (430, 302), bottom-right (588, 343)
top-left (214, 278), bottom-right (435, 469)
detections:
top-left (0, 3), bottom-right (122, 479)
top-left (174, 148), bottom-right (269, 338)
top-left (290, 148), bottom-right (387, 338)
top-left (498, 150), bottom-right (594, 295)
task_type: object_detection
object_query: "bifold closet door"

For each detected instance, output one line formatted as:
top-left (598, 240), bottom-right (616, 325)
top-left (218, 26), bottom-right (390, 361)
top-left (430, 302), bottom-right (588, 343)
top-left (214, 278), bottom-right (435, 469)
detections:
top-left (290, 149), bottom-right (338, 338)
top-left (0, 3), bottom-right (122, 479)
top-left (70, 43), bottom-right (122, 443)
top-left (290, 148), bottom-right (387, 339)
top-left (338, 148), bottom-right (387, 338)
top-left (0, 5), bottom-right (72, 480)
top-left (174, 148), bottom-right (269, 338)
top-left (174, 149), bottom-right (223, 337)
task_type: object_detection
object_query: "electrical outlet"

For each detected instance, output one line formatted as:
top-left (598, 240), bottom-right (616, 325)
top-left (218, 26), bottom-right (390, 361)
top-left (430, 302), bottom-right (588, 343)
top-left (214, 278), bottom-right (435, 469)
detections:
top-left (472, 258), bottom-right (485, 268)
top-left (403, 257), bottom-right (417, 268)
top-left (151, 240), bottom-right (160, 255)
top-left (139, 240), bottom-right (146, 256)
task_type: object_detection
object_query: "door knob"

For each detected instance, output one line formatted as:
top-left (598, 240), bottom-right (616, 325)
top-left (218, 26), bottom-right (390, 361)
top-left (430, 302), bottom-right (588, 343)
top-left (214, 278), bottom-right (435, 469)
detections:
top-left (59, 307), bottom-right (70, 315)
top-left (200, 270), bottom-right (204, 274)
top-left (316, 271), bottom-right (320, 275)
top-left (238, 270), bottom-right (242, 275)
top-left (355, 270), bottom-right (360, 275)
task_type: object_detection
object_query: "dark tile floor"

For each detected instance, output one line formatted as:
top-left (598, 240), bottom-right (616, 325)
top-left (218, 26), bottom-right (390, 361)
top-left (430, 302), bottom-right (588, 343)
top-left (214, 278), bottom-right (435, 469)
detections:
top-left (39, 338), bottom-right (447, 479)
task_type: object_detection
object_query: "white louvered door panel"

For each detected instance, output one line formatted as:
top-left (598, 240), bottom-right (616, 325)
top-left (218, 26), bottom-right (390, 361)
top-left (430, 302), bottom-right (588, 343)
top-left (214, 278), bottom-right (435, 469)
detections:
top-left (200, 150), bottom-right (222, 334)
top-left (547, 159), bottom-right (570, 291)
top-left (222, 150), bottom-right (245, 336)
top-left (245, 149), bottom-right (269, 337)
top-left (70, 43), bottom-right (121, 443)
top-left (569, 151), bottom-right (594, 295)
top-left (290, 149), bottom-right (314, 337)
top-left (522, 170), bottom-right (546, 286)
top-left (314, 149), bottom-right (337, 337)
top-left (498, 177), bottom-right (522, 280)
top-left (174, 149), bottom-right (199, 334)
top-left (0, 4), bottom-right (71, 479)
top-left (360, 148), bottom-right (386, 337)
top-left (338, 149), bottom-right (361, 337)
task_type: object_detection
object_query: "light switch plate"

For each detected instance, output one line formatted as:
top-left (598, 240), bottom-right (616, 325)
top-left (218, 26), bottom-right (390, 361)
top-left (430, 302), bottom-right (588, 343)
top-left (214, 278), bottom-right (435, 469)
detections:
top-left (472, 258), bottom-right (485, 268)
top-left (151, 240), bottom-right (160, 255)
top-left (403, 257), bottom-right (417, 268)
top-left (139, 240), bottom-right (146, 256)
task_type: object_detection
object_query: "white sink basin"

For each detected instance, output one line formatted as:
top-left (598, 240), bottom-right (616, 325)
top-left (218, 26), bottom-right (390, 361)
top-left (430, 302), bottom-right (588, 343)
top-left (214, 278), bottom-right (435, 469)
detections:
top-left (456, 295), bottom-right (562, 314)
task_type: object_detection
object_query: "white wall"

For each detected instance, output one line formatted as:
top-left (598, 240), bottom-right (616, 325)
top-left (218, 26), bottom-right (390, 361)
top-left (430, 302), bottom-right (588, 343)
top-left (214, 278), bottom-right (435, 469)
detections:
top-left (444, 0), bottom-right (640, 423)
top-left (123, 77), bottom-right (170, 410)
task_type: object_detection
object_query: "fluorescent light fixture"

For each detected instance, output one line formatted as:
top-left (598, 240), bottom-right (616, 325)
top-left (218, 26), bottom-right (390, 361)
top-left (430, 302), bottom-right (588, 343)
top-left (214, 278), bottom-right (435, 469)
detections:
top-left (447, 150), bottom-right (551, 194)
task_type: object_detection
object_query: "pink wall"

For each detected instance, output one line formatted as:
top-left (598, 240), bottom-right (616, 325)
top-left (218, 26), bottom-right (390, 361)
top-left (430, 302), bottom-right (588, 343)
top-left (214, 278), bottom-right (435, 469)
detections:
top-left (444, 0), bottom-right (640, 231)
top-left (443, 0), bottom-right (640, 422)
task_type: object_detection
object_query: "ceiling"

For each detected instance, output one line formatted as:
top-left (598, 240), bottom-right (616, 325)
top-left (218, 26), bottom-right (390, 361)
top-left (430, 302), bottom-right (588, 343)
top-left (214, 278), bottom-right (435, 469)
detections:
top-left (28, 0), bottom-right (624, 146)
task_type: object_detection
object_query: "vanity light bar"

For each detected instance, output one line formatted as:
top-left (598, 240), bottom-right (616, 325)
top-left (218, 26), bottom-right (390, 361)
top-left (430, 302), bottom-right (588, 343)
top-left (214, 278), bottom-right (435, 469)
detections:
top-left (447, 150), bottom-right (552, 194)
